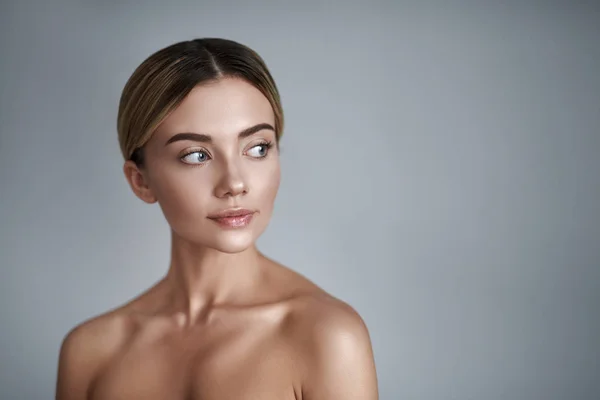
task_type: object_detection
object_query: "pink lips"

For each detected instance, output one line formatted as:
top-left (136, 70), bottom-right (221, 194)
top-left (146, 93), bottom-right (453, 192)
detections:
top-left (207, 208), bottom-right (256, 229)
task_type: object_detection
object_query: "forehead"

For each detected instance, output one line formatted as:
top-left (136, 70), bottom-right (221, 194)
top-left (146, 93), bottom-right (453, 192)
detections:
top-left (154, 77), bottom-right (275, 141)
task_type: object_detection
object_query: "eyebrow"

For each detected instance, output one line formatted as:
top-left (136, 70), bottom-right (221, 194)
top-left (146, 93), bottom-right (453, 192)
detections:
top-left (165, 122), bottom-right (275, 146)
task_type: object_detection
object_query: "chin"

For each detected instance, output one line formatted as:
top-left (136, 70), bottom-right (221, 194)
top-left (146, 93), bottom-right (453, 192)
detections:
top-left (207, 231), bottom-right (257, 254)
top-left (171, 215), bottom-right (270, 254)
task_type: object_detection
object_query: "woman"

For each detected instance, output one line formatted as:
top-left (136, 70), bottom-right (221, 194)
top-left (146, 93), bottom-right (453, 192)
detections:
top-left (56, 38), bottom-right (378, 400)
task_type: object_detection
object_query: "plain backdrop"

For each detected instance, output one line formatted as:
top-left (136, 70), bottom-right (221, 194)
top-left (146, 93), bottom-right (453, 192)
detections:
top-left (1, 1), bottom-right (599, 399)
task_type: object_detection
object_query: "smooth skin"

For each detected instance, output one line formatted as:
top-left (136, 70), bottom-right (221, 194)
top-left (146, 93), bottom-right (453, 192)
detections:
top-left (55, 77), bottom-right (378, 400)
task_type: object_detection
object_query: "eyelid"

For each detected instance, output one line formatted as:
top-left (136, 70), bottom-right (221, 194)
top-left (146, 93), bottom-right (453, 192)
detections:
top-left (179, 148), bottom-right (212, 166)
top-left (179, 147), bottom-right (211, 158)
top-left (245, 142), bottom-right (265, 151)
top-left (244, 140), bottom-right (273, 158)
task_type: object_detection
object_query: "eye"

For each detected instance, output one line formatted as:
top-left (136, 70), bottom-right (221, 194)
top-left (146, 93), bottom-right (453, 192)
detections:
top-left (180, 150), bottom-right (211, 165)
top-left (246, 141), bottom-right (272, 158)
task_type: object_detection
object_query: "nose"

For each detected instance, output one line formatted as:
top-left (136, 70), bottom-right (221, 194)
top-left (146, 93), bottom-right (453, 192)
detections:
top-left (213, 159), bottom-right (248, 199)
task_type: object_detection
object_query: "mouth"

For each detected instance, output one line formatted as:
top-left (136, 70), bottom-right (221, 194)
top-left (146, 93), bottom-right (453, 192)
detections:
top-left (207, 208), bottom-right (256, 229)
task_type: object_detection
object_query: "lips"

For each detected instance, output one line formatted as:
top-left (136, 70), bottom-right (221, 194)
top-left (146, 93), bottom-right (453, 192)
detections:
top-left (207, 208), bottom-right (256, 229)
top-left (208, 208), bottom-right (254, 219)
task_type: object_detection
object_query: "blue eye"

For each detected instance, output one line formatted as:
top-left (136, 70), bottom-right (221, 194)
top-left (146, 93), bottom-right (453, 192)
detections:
top-left (181, 150), bottom-right (210, 164)
top-left (247, 141), bottom-right (273, 158)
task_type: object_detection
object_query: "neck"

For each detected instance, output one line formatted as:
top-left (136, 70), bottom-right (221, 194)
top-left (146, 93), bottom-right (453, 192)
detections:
top-left (163, 230), bottom-right (265, 325)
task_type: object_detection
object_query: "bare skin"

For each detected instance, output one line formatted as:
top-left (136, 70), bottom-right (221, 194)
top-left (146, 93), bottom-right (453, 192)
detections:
top-left (56, 77), bottom-right (378, 400)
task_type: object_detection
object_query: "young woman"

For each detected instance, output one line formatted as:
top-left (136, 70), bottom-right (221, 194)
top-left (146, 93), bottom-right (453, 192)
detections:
top-left (56, 38), bottom-right (378, 400)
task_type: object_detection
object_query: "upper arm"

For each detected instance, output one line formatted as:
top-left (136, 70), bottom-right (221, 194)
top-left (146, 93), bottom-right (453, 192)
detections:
top-left (55, 316), bottom-right (120, 400)
top-left (55, 325), bottom-right (97, 400)
top-left (300, 301), bottom-right (379, 400)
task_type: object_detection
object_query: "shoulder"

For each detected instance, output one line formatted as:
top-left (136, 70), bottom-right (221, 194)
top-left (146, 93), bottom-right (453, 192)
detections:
top-left (289, 291), bottom-right (369, 341)
top-left (59, 309), bottom-right (132, 359)
top-left (56, 309), bottom-right (133, 399)
top-left (285, 292), bottom-right (379, 399)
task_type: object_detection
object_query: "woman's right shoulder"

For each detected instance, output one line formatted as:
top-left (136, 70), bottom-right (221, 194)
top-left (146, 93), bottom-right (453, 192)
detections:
top-left (56, 308), bottom-right (135, 399)
top-left (62, 307), bottom-right (134, 352)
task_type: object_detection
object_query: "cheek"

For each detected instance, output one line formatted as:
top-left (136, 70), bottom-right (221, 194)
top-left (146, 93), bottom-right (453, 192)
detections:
top-left (253, 163), bottom-right (281, 206)
top-left (151, 168), bottom-right (212, 216)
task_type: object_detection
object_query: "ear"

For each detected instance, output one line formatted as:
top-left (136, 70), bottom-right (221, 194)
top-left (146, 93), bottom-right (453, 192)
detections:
top-left (123, 160), bottom-right (157, 204)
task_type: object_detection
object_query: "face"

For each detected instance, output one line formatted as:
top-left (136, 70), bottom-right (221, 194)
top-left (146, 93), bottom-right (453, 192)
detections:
top-left (125, 77), bottom-right (281, 254)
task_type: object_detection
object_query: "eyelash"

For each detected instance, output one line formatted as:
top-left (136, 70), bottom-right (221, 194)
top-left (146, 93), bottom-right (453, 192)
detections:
top-left (180, 140), bottom-right (274, 166)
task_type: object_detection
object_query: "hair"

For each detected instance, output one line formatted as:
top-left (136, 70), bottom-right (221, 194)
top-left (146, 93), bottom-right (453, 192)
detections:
top-left (117, 38), bottom-right (284, 168)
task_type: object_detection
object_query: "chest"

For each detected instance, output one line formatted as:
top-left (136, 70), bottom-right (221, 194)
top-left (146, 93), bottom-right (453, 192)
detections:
top-left (89, 322), bottom-right (301, 400)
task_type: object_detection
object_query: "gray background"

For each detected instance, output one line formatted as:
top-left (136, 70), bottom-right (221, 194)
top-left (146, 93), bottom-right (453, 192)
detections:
top-left (1, 1), bottom-right (599, 399)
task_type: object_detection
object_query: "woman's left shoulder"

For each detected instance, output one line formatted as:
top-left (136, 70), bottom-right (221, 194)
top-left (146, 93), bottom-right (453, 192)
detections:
top-left (293, 290), bottom-right (369, 340)
top-left (283, 290), bottom-right (378, 399)
top-left (266, 259), bottom-right (370, 342)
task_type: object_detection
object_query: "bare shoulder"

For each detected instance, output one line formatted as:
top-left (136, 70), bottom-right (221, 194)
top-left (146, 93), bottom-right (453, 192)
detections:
top-left (55, 307), bottom-right (134, 400)
top-left (291, 288), bottom-right (366, 335)
top-left (269, 258), bottom-right (372, 343)
top-left (287, 290), bottom-right (372, 350)
top-left (284, 291), bottom-right (379, 399)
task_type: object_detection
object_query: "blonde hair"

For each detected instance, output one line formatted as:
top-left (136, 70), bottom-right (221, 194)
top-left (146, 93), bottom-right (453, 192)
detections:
top-left (117, 38), bottom-right (284, 167)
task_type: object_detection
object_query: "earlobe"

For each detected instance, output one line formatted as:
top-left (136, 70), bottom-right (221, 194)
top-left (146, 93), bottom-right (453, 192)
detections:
top-left (123, 161), bottom-right (157, 204)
